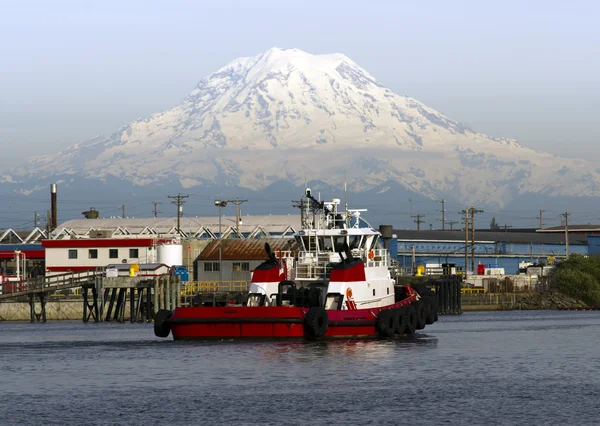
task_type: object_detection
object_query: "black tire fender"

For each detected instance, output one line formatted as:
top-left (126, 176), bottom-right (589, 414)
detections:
top-left (394, 307), bottom-right (407, 335)
top-left (404, 304), bottom-right (416, 334)
top-left (414, 301), bottom-right (426, 330)
top-left (423, 295), bottom-right (435, 325)
top-left (304, 307), bottom-right (329, 338)
top-left (154, 309), bottom-right (172, 338)
top-left (376, 309), bottom-right (396, 338)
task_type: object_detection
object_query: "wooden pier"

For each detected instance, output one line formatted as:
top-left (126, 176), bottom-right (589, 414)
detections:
top-left (0, 270), bottom-right (180, 323)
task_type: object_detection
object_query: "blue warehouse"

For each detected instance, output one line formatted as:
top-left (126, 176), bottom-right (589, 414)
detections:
top-left (391, 228), bottom-right (591, 275)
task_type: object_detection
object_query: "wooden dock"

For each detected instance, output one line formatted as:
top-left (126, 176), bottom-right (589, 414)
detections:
top-left (0, 270), bottom-right (180, 323)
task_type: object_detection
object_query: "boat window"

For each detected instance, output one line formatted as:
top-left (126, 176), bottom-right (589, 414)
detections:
top-left (349, 235), bottom-right (362, 249)
top-left (370, 236), bottom-right (380, 250)
top-left (295, 236), bottom-right (305, 251)
top-left (364, 236), bottom-right (374, 251)
top-left (319, 237), bottom-right (333, 252)
top-left (302, 236), bottom-right (317, 251)
top-left (333, 236), bottom-right (346, 252)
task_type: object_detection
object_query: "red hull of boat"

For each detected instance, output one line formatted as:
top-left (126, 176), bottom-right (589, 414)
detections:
top-left (169, 296), bottom-right (417, 340)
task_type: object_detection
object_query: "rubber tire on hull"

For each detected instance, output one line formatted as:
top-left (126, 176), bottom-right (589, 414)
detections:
top-left (376, 309), bottom-right (396, 339)
top-left (154, 309), bottom-right (172, 338)
top-left (413, 301), bottom-right (426, 330)
top-left (304, 307), bottom-right (329, 338)
top-left (423, 295), bottom-right (435, 325)
top-left (412, 284), bottom-right (433, 298)
top-left (404, 305), bottom-right (417, 334)
top-left (394, 307), bottom-right (407, 335)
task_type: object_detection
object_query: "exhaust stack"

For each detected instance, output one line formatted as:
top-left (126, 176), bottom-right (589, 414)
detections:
top-left (50, 183), bottom-right (57, 231)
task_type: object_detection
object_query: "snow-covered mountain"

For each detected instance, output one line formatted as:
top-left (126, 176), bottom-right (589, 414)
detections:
top-left (5, 47), bottom-right (600, 207)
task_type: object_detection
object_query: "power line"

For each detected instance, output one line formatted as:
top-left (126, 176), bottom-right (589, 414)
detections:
top-left (411, 214), bottom-right (425, 231)
top-left (561, 212), bottom-right (569, 257)
top-left (168, 193), bottom-right (189, 235)
top-left (470, 206), bottom-right (484, 274)
top-left (224, 198), bottom-right (248, 235)
top-left (437, 199), bottom-right (446, 230)
top-left (538, 209), bottom-right (545, 229)
top-left (460, 208), bottom-right (470, 274)
top-left (152, 201), bottom-right (162, 218)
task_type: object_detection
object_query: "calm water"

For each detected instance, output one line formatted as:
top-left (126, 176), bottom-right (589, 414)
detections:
top-left (1, 311), bottom-right (600, 426)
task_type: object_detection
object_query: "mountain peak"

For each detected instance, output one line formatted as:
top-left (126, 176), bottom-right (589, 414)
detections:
top-left (9, 48), bottom-right (600, 208)
top-left (208, 47), bottom-right (362, 90)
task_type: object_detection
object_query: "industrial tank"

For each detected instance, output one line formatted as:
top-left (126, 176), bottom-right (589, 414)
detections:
top-left (157, 244), bottom-right (183, 267)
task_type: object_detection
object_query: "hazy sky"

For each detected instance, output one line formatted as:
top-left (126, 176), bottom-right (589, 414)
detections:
top-left (1, 0), bottom-right (598, 167)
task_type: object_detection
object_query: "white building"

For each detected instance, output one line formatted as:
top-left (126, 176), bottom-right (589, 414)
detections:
top-left (42, 238), bottom-right (158, 274)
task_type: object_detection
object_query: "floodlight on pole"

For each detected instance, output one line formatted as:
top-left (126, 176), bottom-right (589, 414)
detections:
top-left (214, 200), bottom-right (229, 291)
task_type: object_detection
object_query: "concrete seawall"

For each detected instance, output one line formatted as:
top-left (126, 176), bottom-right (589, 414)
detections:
top-left (462, 292), bottom-right (588, 311)
top-left (0, 299), bottom-right (133, 321)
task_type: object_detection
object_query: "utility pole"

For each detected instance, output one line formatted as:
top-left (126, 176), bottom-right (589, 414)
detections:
top-left (448, 221), bottom-right (459, 231)
top-left (226, 198), bottom-right (248, 235)
top-left (168, 193), bottom-right (189, 236)
top-left (561, 212), bottom-right (569, 257)
top-left (46, 210), bottom-right (51, 237)
top-left (502, 224), bottom-right (513, 232)
top-left (460, 208), bottom-right (470, 275)
top-left (121, 205), bottom-right (125, 219)
top-left (437, 199), bottom-right (446, 230)
top-left (538, 209), bottom-right (545, 230)
top-left (470, 206), bottom-right (484, 274)
top-left (292, 198), bottom-right (308, 229)
top-left (152, 201), bottom-right (162, 218)
top-left (412, 214), bottom-right (425, 231)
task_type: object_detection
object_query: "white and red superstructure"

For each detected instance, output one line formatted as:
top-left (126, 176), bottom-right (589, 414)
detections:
top-left (248, 190), bottom-right (395, 310)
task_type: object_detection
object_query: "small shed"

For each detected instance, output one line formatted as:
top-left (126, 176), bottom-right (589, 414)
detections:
top-left (196, 238), bottom-right (297, 282)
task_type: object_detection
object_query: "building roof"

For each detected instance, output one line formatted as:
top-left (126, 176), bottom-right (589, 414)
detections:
top-left (198, 238), bottom-right (298, 261)
top-left (393, 229), bottom-right (588, 245)
top-left (537, 225), bottom-right (600, 233)
top-left (59, 215), bottom-right (300, 229)
top-left (54, 215), bottom-right (300, 240)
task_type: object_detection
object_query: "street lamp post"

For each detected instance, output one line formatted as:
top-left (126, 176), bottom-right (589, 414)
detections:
top-left (214, 200), bottom-right (229, 292)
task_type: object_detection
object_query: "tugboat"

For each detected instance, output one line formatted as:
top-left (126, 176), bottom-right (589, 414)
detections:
top-left (154, 189), bottom-right (438, 340)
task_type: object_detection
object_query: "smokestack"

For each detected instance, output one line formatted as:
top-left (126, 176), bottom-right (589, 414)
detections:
top-left (50, 183), bottom-right (57, 231)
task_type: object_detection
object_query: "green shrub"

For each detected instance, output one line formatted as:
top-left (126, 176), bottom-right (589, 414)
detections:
top-left (552, 267), bottom-right (600, 305)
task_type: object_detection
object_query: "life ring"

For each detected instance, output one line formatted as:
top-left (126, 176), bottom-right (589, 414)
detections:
top-left (153, 309), bottom-right (172, 338)
top-left (304, 307), bottom-right (329, 339)
top-left (368, 250), bottom-right (375, 260)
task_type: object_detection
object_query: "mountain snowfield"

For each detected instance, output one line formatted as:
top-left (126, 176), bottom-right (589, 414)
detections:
top-left (6, 47), bottom-right (600, 207)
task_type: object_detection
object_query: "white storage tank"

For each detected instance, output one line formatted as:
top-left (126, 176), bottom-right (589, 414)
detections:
top-left (157, 243), bottom-right (183, 267)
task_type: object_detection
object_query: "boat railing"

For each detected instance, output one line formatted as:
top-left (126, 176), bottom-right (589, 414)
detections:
top-left (295, 253), bottom-right (333, 280)
top-left (181, 280), bottom-right (250, 295)
top-left (363, 248), bottom-right (389, 269)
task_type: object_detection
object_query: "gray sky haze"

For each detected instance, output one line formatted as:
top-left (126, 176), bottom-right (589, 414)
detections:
top-left (1, 0), bottom-right (598, 166)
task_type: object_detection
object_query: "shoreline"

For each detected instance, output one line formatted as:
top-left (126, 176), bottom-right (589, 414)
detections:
top-left (0, 292), bottom-right (595, 321)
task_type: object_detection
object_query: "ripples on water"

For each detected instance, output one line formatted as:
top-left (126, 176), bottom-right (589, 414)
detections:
top-left (1, 311), bottom-right (600, 426)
